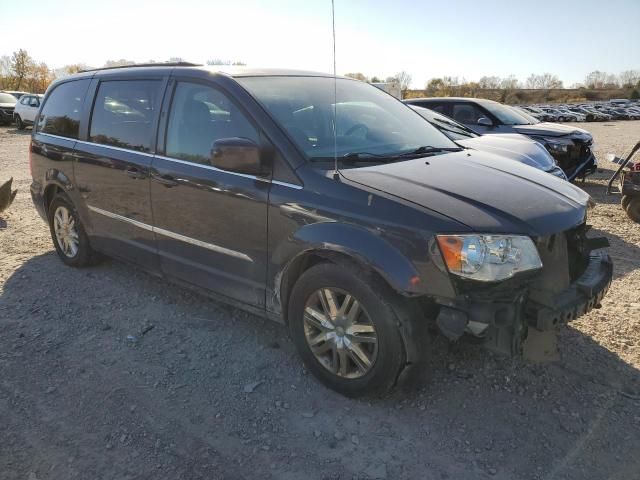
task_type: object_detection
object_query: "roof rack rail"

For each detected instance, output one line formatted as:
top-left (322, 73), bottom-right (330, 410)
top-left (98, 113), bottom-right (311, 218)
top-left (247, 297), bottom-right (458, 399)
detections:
top-left (79, 62), bottom-right (202, 73)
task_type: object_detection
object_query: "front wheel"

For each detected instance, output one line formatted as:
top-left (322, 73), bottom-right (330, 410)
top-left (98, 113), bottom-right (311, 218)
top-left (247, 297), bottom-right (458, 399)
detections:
top-left (288, 262), bottom-right (408, 397)
top-left (14, 115), bottom-right (24, 130)
top-left (48, 194), bottom-right (100, 267)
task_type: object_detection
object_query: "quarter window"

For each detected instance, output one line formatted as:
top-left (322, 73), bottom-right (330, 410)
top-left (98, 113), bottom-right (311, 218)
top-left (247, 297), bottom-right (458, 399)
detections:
top-left (89, 80), bottom-right (162, 153)
top-left (166, 82), bottom-right (259, 164)
top-left (37, 79), bottom-right (90, 139)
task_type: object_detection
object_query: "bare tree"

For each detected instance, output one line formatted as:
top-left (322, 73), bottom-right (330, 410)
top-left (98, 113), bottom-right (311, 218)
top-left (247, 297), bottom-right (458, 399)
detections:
top-left (584, 70), bottom-right (608, 89)
top-left (525, 73), bottom-right (562, 89)
top-left (64, 64), bottom-right (87, 75)
top-left (207, 59), bottom-right (247, 66)
top-left (344, 72), bottom-right (368, 82)
top-left (603, 73), bottom-right (619, 87)
top-left (11, 49), bottom-right (34, 90)
top-left (500, 75), bottom-right (519, 90)
top-left (478, 76), bottom-right (501, 89)
top-left (393, 71), bottom-right (412, 94)
top-left (0, 55), bottom-right (11, 76)
top-left (619, 70), bottom-right (640, 88)
top-left (538, 73), bottom-right (563, 89)
top-left (104, 59), bottom-right (135, 68)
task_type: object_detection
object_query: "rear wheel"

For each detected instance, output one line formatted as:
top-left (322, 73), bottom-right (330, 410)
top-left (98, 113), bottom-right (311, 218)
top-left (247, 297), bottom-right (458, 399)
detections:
top-left (15, 115), bottom-right (24, 130)
top-left (625, 197), bottom-right (640, 223)
top-left (48, 194), bottom-right (100, 267)
top-left (288, 262), bottom-right (408, 397)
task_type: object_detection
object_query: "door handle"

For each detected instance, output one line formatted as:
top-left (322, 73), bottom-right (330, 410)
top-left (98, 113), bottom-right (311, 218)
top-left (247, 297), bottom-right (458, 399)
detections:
top-left (125, 167), bottom-right (146, 179)
top-left (151, 172), bottom-right (179, 187)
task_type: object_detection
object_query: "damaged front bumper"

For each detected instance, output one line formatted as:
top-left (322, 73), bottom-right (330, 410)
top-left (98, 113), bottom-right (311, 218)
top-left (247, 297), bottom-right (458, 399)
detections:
top-left (434, 248), bottom-right (613, 357)
top-left (525, 251), bottom-right (612, 331)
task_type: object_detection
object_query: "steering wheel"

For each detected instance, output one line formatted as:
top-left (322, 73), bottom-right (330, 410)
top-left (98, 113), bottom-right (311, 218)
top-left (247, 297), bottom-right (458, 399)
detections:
top-left (344, 123), bottom-right (369, 137)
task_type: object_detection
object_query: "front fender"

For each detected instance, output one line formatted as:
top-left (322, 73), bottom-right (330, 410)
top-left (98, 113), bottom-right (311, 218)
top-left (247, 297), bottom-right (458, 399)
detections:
top-left (273, 222), bottom-right (424, 297)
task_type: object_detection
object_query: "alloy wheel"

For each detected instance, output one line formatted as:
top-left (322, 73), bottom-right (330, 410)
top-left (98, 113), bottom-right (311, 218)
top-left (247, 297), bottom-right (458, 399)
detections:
top-left (303, 287), bottom-right (378, 378)
top-left (53, 205), bottom-right (79, 258)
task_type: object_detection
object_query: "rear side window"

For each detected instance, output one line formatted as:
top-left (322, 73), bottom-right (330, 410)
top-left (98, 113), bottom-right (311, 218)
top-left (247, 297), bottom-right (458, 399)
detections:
top-left (37, 80), bottom-right (90, 139)
top-left (89, 80), bottom-right (162, 153)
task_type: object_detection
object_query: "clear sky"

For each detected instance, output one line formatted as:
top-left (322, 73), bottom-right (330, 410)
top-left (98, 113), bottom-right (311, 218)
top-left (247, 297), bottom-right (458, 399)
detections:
top-left (2, 0), bottom-right (639, 87)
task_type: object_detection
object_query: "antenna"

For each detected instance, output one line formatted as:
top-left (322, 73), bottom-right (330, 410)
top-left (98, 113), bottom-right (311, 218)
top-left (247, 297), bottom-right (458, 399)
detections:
top-left (331, 0), bottom-right (339, 180)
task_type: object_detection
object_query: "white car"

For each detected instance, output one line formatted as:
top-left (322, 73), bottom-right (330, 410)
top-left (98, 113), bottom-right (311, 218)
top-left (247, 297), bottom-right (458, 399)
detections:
top-left (13, 94), bottom-right (43, 130)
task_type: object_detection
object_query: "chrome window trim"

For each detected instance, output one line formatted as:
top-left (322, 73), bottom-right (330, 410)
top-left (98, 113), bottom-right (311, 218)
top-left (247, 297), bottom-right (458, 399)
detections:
top-left (154, 154), bottom-right (260, 181)
top-left (38, 133), bottom-right (303, 189)
top-left (76, 138), bottom-right (156, 157)
top-left (38, 132), bottom-right (78, 142)
top-left (87, 205), bottom-right (253, 262)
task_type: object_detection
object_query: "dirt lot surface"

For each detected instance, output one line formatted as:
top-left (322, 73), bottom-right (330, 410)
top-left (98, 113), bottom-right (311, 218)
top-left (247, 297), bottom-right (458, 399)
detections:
top-left (1, 122), bottom-right (639, 480)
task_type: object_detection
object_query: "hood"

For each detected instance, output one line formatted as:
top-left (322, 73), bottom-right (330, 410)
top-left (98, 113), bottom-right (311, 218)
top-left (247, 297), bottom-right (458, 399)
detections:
top-left (0, 102), bottom-right (15, 108)
top-left (340, 150), bottom-right (590, 236)
top-left (511, 122), bottom-right (592, 140)
top-left (457, 134), bottom-right (556, 171)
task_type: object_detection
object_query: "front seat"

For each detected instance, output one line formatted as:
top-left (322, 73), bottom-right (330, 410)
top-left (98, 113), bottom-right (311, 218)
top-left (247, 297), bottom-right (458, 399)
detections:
top-left (177, 100), bottom-right (213, 161)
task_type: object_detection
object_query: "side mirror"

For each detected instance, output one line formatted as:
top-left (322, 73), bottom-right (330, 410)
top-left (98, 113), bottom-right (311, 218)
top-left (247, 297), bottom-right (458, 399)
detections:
top-left (477, 117), bottom-right (493, 127)
top-left (210, 137), bottom-right (269, 177)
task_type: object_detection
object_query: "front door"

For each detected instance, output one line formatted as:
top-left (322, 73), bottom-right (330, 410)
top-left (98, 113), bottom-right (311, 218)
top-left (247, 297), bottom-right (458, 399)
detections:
top-left (150, 80), bottom-right (270, 307)
top-left (73, 77), bottom-right (166, 272)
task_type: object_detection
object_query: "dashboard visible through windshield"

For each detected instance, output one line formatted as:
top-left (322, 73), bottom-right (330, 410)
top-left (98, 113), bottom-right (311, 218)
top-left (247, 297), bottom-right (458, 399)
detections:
top-left (238, 76), bottom-right (458, 165)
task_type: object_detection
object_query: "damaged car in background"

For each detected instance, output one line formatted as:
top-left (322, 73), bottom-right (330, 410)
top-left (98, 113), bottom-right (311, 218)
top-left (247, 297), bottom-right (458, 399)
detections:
top-left (410, 105), bottom-right (568, 180)
top-left (404, 97), bottom-right (598, 181)
top-left (30, 65), bottom-right (612, 396)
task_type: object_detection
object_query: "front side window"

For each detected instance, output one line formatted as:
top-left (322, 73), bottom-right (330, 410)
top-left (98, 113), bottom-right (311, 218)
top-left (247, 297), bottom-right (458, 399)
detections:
top-left (237, 76), bottom-right (456, 163)
top-left (89, 80), bottom-right (162, 152)
top-left (481, 101), bottom-right (537, 125)
top-left (451, 103), bottom-right (488, 124)
top-left (166, 82), bottom-right (259, 164)
top-left (37, 79), bottom-right (91, 139)
top-left (21, 96), bottom-right (30, 105)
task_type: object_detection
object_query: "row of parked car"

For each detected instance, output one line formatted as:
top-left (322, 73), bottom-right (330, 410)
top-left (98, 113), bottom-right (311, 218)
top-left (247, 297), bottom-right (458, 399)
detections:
top-left (403, 96), bottom-right (597, 181)
top-left (0, 90), bottom-right (44, 129)
top-left (518, 100), bottom-right (640, 122)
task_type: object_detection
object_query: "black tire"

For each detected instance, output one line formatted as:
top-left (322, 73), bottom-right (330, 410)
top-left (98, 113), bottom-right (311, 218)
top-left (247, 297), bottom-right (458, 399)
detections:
top-left (625, 197), bottom-right (640, 224)
top-left (288, 262), bottom-right (408, 397)
top-left (48, 194), bottom-right (100, 267)
top-left (621, 195), bottom-right (632, 210)
top-left (14, 115), bottom-right (24, 130)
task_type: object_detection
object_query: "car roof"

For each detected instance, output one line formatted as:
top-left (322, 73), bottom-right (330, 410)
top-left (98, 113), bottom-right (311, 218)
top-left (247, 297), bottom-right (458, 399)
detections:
top-left (78, 62), bottom-right (346, 79)
top-left (406, 97), bottom-right (499, 105)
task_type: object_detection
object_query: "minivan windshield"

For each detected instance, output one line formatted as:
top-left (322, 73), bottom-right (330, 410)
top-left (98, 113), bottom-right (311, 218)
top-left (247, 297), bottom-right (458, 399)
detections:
top-left (237, 76), bottom-right (458, 164)
top-left (482, 101), bottom-right (539, 126)
top-left (0, 93), bottom-right (16, 104)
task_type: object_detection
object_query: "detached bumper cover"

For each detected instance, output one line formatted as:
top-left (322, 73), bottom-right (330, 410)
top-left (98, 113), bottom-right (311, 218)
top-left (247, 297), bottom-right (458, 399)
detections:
top-left (525, 251), bottom-right (612, 331)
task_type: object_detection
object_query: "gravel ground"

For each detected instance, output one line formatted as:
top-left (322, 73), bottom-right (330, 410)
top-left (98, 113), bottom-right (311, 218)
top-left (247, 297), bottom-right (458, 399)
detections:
top-left (1, 122), bottom-right (639, 480)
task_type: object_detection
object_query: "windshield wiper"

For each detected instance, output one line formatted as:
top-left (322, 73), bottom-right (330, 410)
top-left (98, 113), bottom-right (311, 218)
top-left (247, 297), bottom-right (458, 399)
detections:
top-left (396, 146), bottom-right (463, 157)
top-left (310, 146), bottom-right (462, 164)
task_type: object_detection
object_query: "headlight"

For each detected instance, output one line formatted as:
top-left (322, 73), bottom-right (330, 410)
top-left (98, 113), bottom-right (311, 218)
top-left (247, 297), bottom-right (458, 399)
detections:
top-left (544, 140), bottom-right (569, 153)
top-left (436, 234), bottom-right (542, 282)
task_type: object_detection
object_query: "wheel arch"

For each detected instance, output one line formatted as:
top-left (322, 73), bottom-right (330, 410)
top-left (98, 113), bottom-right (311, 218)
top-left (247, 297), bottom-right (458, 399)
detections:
top-left (272, 222), bottom-right (425, 325)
